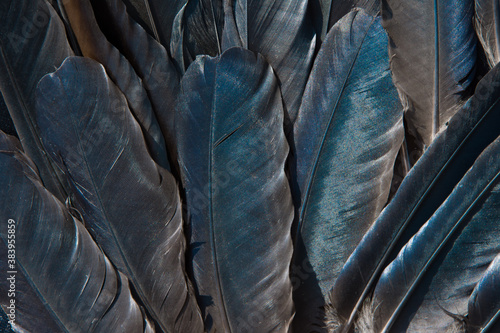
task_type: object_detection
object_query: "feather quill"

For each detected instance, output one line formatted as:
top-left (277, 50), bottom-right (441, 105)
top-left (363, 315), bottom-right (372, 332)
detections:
top-left (330, 61), bottom-right (500, 332)
top-left (290, 10), bottom-right (404, 332)
top-left (467, 254), bottom-right (500, 332)
top-left (60, 0), bottom-right (169, 170)
top-left (0, 132), bottom-right (155, 333)
top-left (175, 47), bottom-right (294, 332)
top-left (35, 57), bottom-right (203, 333)
top-left (475, 0), bottom-right (500, 67)
top-left (0, 0), bottom-right (73, 201)
top-left (368, 135), bottom-right (500, 332)
top-left (382, 0), bottom-right (477, 149)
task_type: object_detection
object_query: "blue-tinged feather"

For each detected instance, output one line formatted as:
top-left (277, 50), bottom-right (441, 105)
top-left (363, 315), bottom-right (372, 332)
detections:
top-left (0, 132), bottom-right (155, 333)
top-left (175, 47), bottom-right (294, 333)
top-left (330, 62), bottom-right (500, 332)
top-left (468, 254), bottom-right (500, 332)
top-left (369, 135), bottom-right (500, 332)
top-left (0, 0), bottom-right (73, 201)
top-left (35, 57), bottom-right (203, 333)
top-left (382, 0), bottom-right (478, 150)
top-left (290, 9), bottom-right (404, 332)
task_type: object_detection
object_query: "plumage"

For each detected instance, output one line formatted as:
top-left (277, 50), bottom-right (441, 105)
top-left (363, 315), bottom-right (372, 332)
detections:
top-left (175, 47), bottom-right (294, 332)
top-left (467, 254), bottom-right (500, 332)
top-left (60, 0), bottom-right (169, 170)
top-left (382, 0), bottom-right (478, 150)
top-left (226, 0), bottom-right (317, 126)
top-left (475, 0), bottom-right (500, 67)
top-left (35, 56), bottom-right (203, 333)
top-left (0, 131), bottom-right (154, 332)
top-left (369, 134), bottom-right (500, 332)
top-left (330, 61), bottom-right (500, 332)
top-left (0, 0), bottom-right (73, 201)
top-left (290, 10), bottom-right (404, 332)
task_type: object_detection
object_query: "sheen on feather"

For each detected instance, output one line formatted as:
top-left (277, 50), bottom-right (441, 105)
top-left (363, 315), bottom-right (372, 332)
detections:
top-left (369, 135), bottom-right (500, 332)
top-left (35, 57), bottom-right (203, 333)
top-left (175, 47), bottom-right (294, 333)
top-left (330, 62), bottom-right (500, 331)
top-left (382, 0), bottom-right (477, 149)
top-left (0, 0), bottom-right (73, 201)
top-left (0, 132), bottom-right (154, 333)
top-left (475, 0), bottom-right (500, 67)
top-left (290, 9), bottom-right (404, 332)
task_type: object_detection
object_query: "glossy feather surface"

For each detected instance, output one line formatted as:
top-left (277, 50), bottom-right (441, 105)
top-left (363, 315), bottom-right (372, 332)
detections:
top-left (0, 132), bottom-right (154, 333)
top-left (35, 57), bottom-right (203, 333)
top-left (291, 10), bottom-right (404, 332)
top-left (475, 0), bottom-right (500, 67)
top-left (176, 47), bottom-right (294, 333)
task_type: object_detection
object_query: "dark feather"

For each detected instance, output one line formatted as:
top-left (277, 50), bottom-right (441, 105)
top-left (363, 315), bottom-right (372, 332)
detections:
top-left (175, 47), bottom-right (294, 332)
top-left (87, 0), bottom-right (182, 171)
top-left (382, 0), bottom-right (478, 150)
top-left (290, 10), bottom-right (403, 332)
top-left (60, 0), bottom-right (169, 170)
top-left (369, 135), bottom-right (500, 332)
top-left (223, 0), bottom-right (316, 126)
top-left (475, 0), bottom-right (500, 67)
top-left (0, 0), bottom-right (73, 201)
top-left (35, 57), bottom-right (203, 333)
top-left (0, 131), bottom-right (154, 333)
top-left (467, 254), bottom-right (500, 332)
top-left (330, 62), bottom-right (500, 332)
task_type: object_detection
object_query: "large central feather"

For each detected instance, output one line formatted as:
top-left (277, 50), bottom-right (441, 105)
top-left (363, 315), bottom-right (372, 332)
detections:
top-left (175, 47), bottom-right (294, 333)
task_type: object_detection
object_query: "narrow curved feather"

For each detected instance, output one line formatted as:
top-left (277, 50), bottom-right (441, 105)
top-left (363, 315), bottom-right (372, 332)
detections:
top-left (35, 57), bottom-right (203, 333)
top-left (87, 0), bottom-right (181, 170)
top-left (176, 47), bottom-right (294, 333)
top-left (0, 0), bottom-right (73, 201)
top-left (60, 0), bottom-right (169, 170)
top-left (475, 0), bottom-right (500, 67)
top-left (382, 0), bottom-right (477, 149)
top-left (0, 132), bottom-right (155, 333)
top-left (0, 235), bottom-right (63, 332)
top-left (229, 0), bottom-right (316, 125)
top-left (291, 10), bottom-right (404, 332)
top-left (468, 254), bottom-right (500, 332)
top-left (330, 63), bottom-right (500, 331)
top-left (120, 0), bottom-right (186, 47)
top-left (369, 136), bottom-right (500, 332)
top-left (171, 0), bottom-right (224, 71)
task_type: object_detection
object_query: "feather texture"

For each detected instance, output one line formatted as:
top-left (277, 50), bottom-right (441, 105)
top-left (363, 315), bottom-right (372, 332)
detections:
top-left (0, 131), bottom-right (154, 333)
top-left (175, 47), bottom-right (294, 332)
top-left (226, 0), bottom-right (317, 125)
top-left (290, 10), bottom-right (404, 332)
top-left (330, 61), bottom-right (500, 332)
top-left (35, 57), bottom-right (203, 333)
top-left (0, 0), bottom-right (73, 201)
top-left (475, 0), bottom-right (500, 67)
top-left (369, 134), bottom-right (500, 332)
top-left (467, 254), bottom-right (500, 332)
top-left (60, 0), bottom-right (169, 170)
top-left (382, 0), bottom-right (477, 149)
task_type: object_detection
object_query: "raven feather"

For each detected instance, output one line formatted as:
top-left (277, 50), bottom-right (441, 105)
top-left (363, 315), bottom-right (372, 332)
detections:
top-left (475, 0), bottom-right (500, 67)
top-left (175, 47), bottom-right (294, 333)
top-left (368, 134), bottom-right (500, 332)
top-left (382, 0), bottom-right (478, 150)
top-left (0, 0), bottom-right (73, 201)
top-left (0, 131), bottom-right (154, 332)
top-left (330, 61), bottom-right (500, 332)
top-left (35, 56), bottom-right (203, 333)
top-left (468, 254), bottom-right (500, 332)
top-left (290, 9), bottom-right (403, 332)
top-left (60, 0), bottom-right (169, 170)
